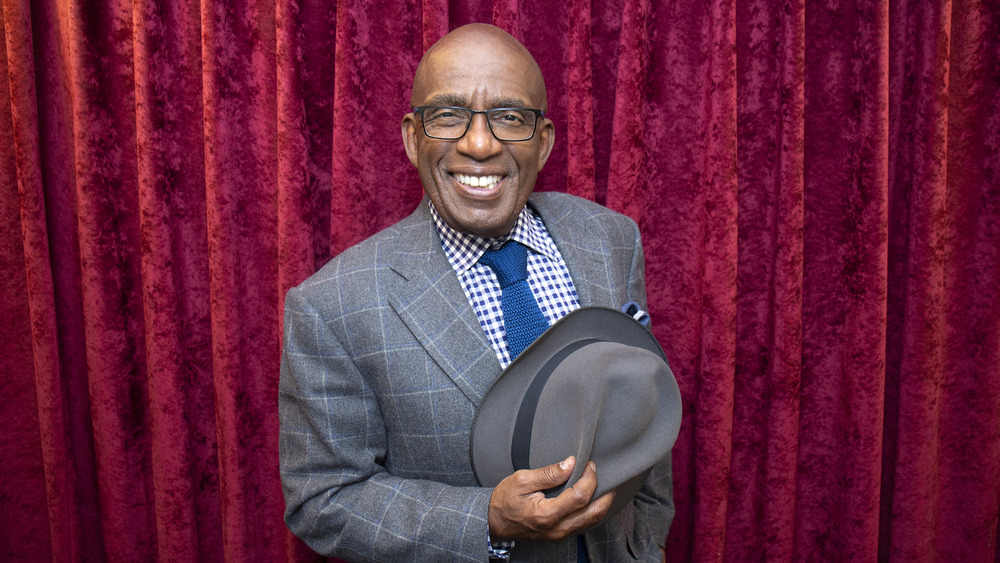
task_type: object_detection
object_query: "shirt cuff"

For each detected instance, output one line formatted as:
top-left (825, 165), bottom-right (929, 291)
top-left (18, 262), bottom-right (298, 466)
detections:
top-left (487, 534), bottom-right (514, 560)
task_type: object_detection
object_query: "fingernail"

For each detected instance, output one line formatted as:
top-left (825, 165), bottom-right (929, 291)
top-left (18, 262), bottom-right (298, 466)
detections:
top-left (560, 456), bottom-right (573, 470)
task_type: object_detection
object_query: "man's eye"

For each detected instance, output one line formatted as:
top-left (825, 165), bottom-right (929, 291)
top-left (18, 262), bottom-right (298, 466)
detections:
top-left (492, 111), bottom-right (528, 125)
top-left (426, 109), bottom-right (464, 122)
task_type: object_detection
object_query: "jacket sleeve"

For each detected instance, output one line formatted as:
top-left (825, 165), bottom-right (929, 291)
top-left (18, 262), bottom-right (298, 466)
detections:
top-left (625, 216), bottom-right (676, 561)
top-left (278, 285), bottom-right (493, 562)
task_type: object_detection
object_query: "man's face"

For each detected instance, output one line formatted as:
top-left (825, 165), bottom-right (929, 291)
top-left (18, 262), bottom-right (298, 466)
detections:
top-left (402, 33), bottom-right (555, 239)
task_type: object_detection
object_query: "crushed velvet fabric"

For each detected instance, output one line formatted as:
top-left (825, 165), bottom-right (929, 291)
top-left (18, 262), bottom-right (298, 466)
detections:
top-left (1, 0), bottom-right (998, 561)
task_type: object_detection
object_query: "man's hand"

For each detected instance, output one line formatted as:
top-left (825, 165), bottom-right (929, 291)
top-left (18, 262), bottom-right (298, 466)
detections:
top-left (488, 456), bottom-right (615, 542)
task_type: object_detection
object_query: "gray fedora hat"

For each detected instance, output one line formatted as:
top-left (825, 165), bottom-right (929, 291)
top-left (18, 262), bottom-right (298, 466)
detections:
top-left (470, 306), bottom-right (682, 520)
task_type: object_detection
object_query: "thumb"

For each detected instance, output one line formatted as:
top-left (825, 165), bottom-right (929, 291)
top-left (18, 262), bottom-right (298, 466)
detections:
top-left (530, 456), bottom-right (576, 489)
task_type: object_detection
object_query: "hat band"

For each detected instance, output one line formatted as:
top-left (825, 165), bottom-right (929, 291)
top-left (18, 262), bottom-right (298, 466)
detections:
top-left (510, 338), bottom-right (602, 471)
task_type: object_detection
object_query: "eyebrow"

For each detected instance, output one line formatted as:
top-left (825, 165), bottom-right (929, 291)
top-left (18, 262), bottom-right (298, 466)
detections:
top-left (421, 94), bottom-right (532, 109)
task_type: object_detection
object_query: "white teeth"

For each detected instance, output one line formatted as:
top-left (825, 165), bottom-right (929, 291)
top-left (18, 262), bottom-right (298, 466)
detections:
top-left (455, 173), bottom-right (501, 189)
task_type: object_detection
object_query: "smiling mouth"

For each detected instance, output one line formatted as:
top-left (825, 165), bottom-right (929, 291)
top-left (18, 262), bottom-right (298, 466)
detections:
top-left (453, 173), bottom-right (503, 191)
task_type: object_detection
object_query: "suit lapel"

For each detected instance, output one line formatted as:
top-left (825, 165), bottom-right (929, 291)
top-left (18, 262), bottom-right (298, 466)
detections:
top-left (530, 193), bottom-right (619, 309)
top-left (385, 203), bottom-right (502, 406)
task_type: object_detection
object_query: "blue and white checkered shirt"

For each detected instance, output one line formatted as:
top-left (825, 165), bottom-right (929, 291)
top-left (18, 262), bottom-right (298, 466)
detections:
top-left (430, 200), bottom-right (581, 559)
top-left (429, 201), bottom-right (581, 369)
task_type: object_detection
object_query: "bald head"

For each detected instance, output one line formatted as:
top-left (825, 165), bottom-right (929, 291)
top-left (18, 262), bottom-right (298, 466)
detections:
top-left (410, 24), bottom-right (548, 111)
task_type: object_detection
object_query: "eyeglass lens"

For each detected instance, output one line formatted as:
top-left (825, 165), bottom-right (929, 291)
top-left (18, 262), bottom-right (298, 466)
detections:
top-left (421, 107), bottom-right (537, 141)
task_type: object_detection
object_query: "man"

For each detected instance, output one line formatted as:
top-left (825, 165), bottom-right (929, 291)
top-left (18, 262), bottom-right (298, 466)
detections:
top-left (279, 23), bottom-right (673, 562)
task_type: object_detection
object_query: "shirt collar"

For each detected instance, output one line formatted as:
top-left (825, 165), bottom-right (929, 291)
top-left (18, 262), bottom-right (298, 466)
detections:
top-left (429, 200), bottom-right (558, 275)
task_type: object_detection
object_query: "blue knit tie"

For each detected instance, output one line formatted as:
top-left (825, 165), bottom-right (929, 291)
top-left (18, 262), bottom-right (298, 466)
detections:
top-left (479, 240), bottom-right (550, 359)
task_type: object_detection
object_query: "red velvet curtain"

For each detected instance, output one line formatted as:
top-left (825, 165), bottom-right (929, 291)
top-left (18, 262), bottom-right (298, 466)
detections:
top-left (2, 0), bottom-right (998, 561)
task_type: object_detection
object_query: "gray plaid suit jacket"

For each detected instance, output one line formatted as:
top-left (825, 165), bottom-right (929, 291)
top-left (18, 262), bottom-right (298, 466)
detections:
top-left (279, 192), bottom-right (674, 562)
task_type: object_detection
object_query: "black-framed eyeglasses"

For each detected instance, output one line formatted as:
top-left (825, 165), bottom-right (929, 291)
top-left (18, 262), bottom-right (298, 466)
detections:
top-left (413, 106), bottom-right (545, 142)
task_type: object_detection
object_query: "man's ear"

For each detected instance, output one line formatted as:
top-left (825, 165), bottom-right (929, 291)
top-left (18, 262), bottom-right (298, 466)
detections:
top-left (536, 118), bottom-right (556, 170)
top-left (401, 113), bottom-right (419, 167)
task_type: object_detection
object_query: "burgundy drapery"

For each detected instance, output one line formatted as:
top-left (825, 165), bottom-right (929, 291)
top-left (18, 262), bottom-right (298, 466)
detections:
top-left (2, 0), bottom-right (998, 561)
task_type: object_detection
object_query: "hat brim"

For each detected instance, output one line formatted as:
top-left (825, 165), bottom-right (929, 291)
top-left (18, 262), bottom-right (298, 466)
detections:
top-left (470, 306), bottom-right (682, 520)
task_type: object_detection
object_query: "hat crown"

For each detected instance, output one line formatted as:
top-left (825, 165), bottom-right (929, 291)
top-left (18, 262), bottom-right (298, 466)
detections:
top-left (555, 342), bottom-right (660, 433)
top-left (531, 342), bottom-right (669, 498)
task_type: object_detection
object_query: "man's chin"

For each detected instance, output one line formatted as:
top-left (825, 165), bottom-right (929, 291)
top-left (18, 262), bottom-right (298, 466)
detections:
top-left (452, 214), bottom-right (517, 239)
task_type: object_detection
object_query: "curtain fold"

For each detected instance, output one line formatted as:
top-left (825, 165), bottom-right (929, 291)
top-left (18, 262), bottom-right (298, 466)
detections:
top-left (1, 5), bottom-right (54, 561)
top-left (68, 1), bottom-right (158, 559)
top-left (200, 0), bottom-right (287, 559)
top-left (133, 0), bottom-right (222, 559)
top-left (727, 0), bottom-right (804, 560)
top-left (3, 0), bottom-right (105, 560)
top-left (2, 0), bottom-right (998, 561)
top-left (797, 0), bottom-right (890, 559)
top-left (938, 3), bottom-right (1000, 559)
top-left (882, 0), bottom-right (952, 560)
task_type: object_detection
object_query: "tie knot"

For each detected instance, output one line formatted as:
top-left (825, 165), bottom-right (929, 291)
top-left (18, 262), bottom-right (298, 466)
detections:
top-left (479, 240), bottom-right (529, 288)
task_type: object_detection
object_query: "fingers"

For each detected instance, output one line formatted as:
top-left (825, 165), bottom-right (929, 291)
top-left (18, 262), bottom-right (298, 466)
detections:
top-left (488, 458), bottom-right (615, 542)
top-left (488, 457), bottom-right (575, 540)
top-left (590, 488), bottom-right (616, 516)
top-left (550, 461), bottom-right (614, 526)
top-left (557, 458), bottom-right (597, 503)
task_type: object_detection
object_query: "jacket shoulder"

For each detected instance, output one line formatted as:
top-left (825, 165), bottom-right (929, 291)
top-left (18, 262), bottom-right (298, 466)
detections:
top-left (529, 191), bottom-right (640, 241)
top-left (288, 204), bottom-right (433, 305)
top-left (531, 191), bottom-right (637, 221)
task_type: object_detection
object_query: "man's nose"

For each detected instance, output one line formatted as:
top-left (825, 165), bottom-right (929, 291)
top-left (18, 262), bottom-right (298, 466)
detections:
top-left (456, 113), bottom-right (502, 160)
